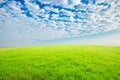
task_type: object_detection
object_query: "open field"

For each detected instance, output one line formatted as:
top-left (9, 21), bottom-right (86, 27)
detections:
top-left (0, 44), bottom-right (120, 80)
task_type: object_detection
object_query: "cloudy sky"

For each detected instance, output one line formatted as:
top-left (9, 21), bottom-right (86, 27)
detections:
top-left (0, 0), bottom-right (120, 47)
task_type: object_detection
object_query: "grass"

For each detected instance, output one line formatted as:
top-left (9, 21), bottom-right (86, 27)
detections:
top-left (0, 44), bottom-right (120, 80)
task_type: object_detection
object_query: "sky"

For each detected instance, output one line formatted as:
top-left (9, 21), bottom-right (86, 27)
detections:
top-left (0, 0), bottom-right (120, 47)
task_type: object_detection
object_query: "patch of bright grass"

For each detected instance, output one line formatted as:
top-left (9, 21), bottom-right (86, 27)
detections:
top-left (0, 44), bottom-right (120, 80)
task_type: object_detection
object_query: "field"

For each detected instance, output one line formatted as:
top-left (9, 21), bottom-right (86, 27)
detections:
top-left (0, 44), bottom-right (120, 80)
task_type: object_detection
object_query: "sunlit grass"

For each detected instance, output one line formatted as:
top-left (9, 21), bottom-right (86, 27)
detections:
top-left (0, 44), bottom-right (120, 80)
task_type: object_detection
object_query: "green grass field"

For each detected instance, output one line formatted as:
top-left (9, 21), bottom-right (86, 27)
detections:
top-left (0, 44), bottom-right (120, 80)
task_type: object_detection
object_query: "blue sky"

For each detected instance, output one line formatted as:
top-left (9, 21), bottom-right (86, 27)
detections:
top-left (0, 0), bottom-right (120, 47)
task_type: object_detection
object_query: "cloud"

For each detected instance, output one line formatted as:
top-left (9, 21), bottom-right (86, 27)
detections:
top-left (38, 0), bottom-right (69, 8)
top-left (60, 9), bottom-right (74, 17)
top-left (0, 0), bottom-right (120, 43)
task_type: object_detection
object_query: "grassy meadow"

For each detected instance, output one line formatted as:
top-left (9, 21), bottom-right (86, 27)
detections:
top-left (0, 44), bottom-right (120, 80)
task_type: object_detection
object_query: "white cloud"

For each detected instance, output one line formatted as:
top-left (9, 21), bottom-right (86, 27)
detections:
top-left (71, 0), bottom-right (80, 5)
top-left (75, 4), bottom-right (88, 10)
top-left (0, 0), bottom-right (120, 43)
top-left (60, 9), bottom-right (75, 17)
top-left (50, 7), bottom-right (59, 13)
top-left (51, 14), bottom-right (59, 19)
top-left (25, 0), bottom-right (39, 11)
top-left (70, 16), bottom-right (74, 21)
top-left (38, 0), bottom-right (68, 7)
